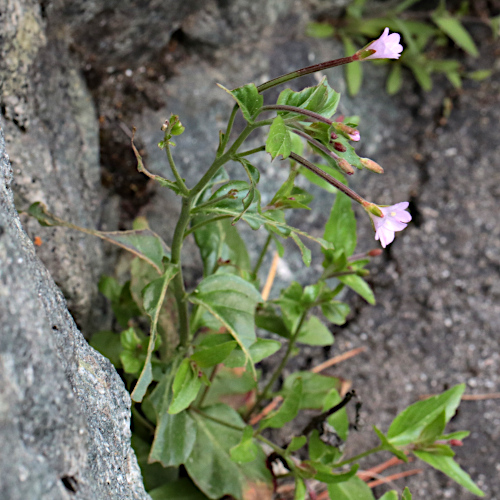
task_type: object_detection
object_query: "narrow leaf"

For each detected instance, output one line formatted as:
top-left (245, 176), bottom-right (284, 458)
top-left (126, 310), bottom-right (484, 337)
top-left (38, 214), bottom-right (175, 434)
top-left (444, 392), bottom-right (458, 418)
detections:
top-left (261, 378), bottom-right (302, 429)
top-left (432, 14), bottom-right (479, 57)
top-left (338, 274), bottom-right (375, 304)
top-left (131, 264), bottom-right (178, 402)
top-left (342, 36), bottom-right (363, 96)
top-left (327, 475), bottom-right (375, 500)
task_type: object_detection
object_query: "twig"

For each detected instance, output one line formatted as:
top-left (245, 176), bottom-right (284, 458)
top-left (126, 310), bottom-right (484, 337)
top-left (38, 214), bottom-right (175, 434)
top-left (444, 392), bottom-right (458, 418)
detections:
top-left (357, 456), bottom-right (411, 481)
top-left (312, 346), bottom-right (367, 373)
top-left (249, 396), bottom-right (283, 425)
top-left (262, 251), bottom-right (280, 301)
top-left (367, 469), bottom-right (423, 488)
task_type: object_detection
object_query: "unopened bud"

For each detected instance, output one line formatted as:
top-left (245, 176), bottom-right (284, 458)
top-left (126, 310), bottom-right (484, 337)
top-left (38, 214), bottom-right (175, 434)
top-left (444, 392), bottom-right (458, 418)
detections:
top-left (161, 120), bottom-right (169, 131)
top-left (367, 248), bottom-right (383, 257)
top-left (333, 141), bottom-right (347, 152)
top-left (449, 439), bottom-right (463, 447)
top-left (330, 131), bottom-right (338, 140)
top-left (338, 158), bottom-right (354, 175)
top-left (337, 123), bottom-right (360, 141)
top-left (360, 157), bottom-right (384, 174)
top-left (363, 202), bottom-right (384, 218)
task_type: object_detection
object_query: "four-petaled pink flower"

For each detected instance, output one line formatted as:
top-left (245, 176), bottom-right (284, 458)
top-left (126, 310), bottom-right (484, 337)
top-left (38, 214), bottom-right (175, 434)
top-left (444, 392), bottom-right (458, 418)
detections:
top-left (369, 202), bottom-right (412, 248)
top-left (364, 28), bottom-right (403, 60)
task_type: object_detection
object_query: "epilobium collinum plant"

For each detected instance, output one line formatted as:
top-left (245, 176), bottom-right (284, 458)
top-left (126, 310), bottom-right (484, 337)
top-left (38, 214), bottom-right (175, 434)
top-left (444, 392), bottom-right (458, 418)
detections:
top-left (29, 28), bottom-right (484, 500)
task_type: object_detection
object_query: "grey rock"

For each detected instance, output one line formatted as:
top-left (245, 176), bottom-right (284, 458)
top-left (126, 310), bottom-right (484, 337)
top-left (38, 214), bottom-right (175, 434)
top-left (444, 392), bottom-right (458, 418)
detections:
top-left (0, 0), bottom-right (104, 333)
top-left (0, 124), bottom-right (149, 499)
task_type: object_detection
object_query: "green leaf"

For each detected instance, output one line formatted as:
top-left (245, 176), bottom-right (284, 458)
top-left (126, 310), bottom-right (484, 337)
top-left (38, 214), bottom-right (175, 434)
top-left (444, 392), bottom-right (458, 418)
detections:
top-left (291, 233), bottom-right (312, 267)
top-left (297, 315), bottom-right (334, 346)
top-left (379, 492), bottom-right (398, 500)
top-left (90, 331), bottom-right (122, 368)
top-left (224, 338), bottom-right (281, 368)
top-left (218, 83), bottom-right (264, 123)
top-left (313, 463), bottom-right (359, 484)
top-left (327, 475), bottom-right (375, 500)
top-left (432, 13), bottom-right (479, 57)
top-left (417, 409), bottom-right (447, 444)
top-left (467, 69), bottom-right (492, 81)
top-left (287, 436), bottom-right (307, 453)
top-left (407, 60), bottom-right (433, 91)
top-left (277, 77), bottom-right (340, 119)
top-left (373, 426), bottom-right (408, 462)
top-left (28, 202), bottom-right (171, 274)
top-left (189, 274), bottom-right (262, 376)
top-left (413, 451), bottom-right (484, 496)
top-left (294, 477), bottom-right (306, 500)
top-left (324, 190), bottom-right (357, 256)
top-left (325, 389), bottom-right (349, 441)
top-left (260, 378), bottom-right (302, 429)
top-left (186, 405), bottom-right (272, 499)
top-left (306, 22), bottom-right (335, 38)
top-left (321, 301), bottom-right (350, 325)
top-left (283, 372), bottom-right (340, 410)
top-left (308, 430), bottom-right (342, 463)
top-left (230, 425), bottom-right (260, 463)
top-left (386, 63), bottom-right (403, 95)
top-left (191, 341), bottom-right (238, 368)
top-left (387, 384), bottom-right (465, 447)
top-left (169, 359), bottom-right (203, 414)
top-left (338, 274), bottom-right (375, 304)
top-left (131, 264), bottom-right (179, 402)
top-left (439, 430), bottom-right (470, 441)
top-left (299, 163), bottom-right (338, 194)
top-left (266, 116), bottom-right (292, 160)
top-left (402, 487), bottom-right (412, 500)
top-left (149, 477), bottom-right (208, 500)
top-left (342, 36), bottom-right (363, 96)
top-left (148, 369), bottom-right (198, 467)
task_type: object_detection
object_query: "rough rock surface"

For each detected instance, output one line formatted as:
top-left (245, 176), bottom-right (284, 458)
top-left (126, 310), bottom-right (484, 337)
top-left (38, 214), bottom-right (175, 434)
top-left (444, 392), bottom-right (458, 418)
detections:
top-left (0, 126), bottom-right (149, 499)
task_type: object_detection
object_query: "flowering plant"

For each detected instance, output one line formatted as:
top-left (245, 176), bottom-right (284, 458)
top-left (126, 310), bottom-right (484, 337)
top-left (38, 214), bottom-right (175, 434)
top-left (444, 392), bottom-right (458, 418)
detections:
top-left (29, 29), bottom-right (483, 500)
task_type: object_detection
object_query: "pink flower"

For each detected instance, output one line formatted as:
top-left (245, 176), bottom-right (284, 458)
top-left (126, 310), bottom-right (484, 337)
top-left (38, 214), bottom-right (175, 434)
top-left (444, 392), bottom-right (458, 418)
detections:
top-left (348, 130), bottom-right (360, 141)
top-left (369, 202), bottom-right (411, 248)
top-left (364, 28), bottom-right (403, 60)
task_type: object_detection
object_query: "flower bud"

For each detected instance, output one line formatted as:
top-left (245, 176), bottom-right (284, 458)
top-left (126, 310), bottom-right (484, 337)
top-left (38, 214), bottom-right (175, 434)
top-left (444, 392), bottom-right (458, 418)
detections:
top-left (363, 202), bottom-right (384, 218)
top-left (330, 131), bottom-right (338, 140)
top-left (360, 157), bottom-right (384, 174)
top-left (367, 248), bottom-right (383, 257)
top-left (332, 141), bottom-right (347, 152)
top-left (336, 123), bottom-right (360, 142)
top-left (338, 158), bottom-right (354, 175)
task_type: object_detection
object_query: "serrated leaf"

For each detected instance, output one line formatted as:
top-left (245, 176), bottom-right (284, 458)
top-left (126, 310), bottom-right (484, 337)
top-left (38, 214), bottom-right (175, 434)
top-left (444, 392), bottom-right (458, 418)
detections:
top-left (283, 372), bottom-right (341, 410)
top-left (186, 405), bottom-right (272, 500)
top-left (432, 14), bottom-right (479, 57)
top-left (189, 275), bottom-right (262, 376)
top-left (413, 451), bottom-right (484, 496)
top-left (338, 274), bottom-right (375, 304)
top-left (327, 475), bottom-right (375, 500)
top-left (219, 83), bottom-right (264, 123)
top-left (131, 264), bottom-right (178, 402)
top-left (260, 378), bottom-right (302, 429)
top-left (266, 116), bottom-right (292, 159)
top-left (387, 384), bottom-right (465, 447)
top-left (28, 202), bottom-right (171, 274)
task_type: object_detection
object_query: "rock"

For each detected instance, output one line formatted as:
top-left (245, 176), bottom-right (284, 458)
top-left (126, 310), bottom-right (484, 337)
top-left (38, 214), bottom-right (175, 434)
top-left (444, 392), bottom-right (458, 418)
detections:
top-left (0, 0), bottom-right (105, 333)
top-left (0, 125), bottom-right (149, 499)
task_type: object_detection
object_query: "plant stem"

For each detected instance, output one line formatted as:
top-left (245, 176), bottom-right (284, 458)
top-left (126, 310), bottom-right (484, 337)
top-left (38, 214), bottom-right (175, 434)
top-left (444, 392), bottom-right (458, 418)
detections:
top-left (290, 127), bottom-right (341, 161)
top-left (246, 310), bottom-right (308, 419)
top-left (170, 197), bottom-right (192, 347)
top-left (165, 142), bottom-right (189, 196)
top-left (237, 145), bottom-right (266, 157)
top-left (289, 152), bottom-right (368, 205)
top-left (184, 215), bottom-right (232, 237)
top-left (252, 233), bottom-right (272, 276)
top-left (332, 445), bottom-right (384, 468)
top-left (257, 55), bottom-right (358, 93)
top-left (197, 365), bottom-right (219, 409)
top-left (260, 104), bottom-right (335, 126)
top-left (190, 407), bottom-right (246, 432)
top-left (219, 104), bottom-right (239, 155)
top-left (255, 434), bottom-right (289, 458)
